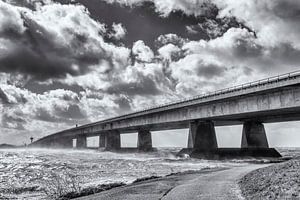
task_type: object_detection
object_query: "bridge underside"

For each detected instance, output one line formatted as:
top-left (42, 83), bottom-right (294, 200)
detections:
top-left (36, 119), bottom-right (282, 158)
top-left (47, 106), bottom-right (300, 142)
top-left (33, 80), bottom-right (300, 158)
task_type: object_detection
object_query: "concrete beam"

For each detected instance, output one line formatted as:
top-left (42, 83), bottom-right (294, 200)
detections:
top-left (99, 134), bottom-right (106, 148)
top-left (241, 121), bottom-right (269, 148)
top-left (188, 121), bottom-right (218, 149)
top-left (105, 130), bottom-right (121, 150)
top-left (76, 135), bottom-right (87, 148)
top-left (52, 137), bottom-right (73, 148)
top-left (137, 130), bottom-right (152, 151)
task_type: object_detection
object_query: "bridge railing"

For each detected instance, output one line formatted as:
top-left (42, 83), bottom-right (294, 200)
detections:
top-left (82, 70), bottom-right (300, 127)
top-left (133, 70), bottom-right (300, 113)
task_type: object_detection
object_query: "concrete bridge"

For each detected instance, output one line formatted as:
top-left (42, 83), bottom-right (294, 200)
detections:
top-left (33, 71), bottom-right (300, 157)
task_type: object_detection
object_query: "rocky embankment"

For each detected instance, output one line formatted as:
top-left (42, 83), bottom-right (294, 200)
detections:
top-left (239, 157), bottom-right (300, 199)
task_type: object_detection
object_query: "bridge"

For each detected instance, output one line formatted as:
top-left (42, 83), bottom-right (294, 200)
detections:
top-left (33, 70), bottom-right (300, 157)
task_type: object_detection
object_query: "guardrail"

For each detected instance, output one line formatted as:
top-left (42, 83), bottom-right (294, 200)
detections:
top-left (132, 70), bottom-right (300, 113)
top-left (79, 70), bottom-right (300, 128)
top-left (36, 70), bottom-right (300, 141)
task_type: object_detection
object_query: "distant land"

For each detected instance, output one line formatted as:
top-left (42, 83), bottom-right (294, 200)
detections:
top-left (0, 143), bottom-right (19, 149)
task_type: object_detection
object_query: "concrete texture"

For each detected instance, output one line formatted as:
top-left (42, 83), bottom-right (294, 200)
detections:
top-left (241, 121), bottom-right (269, 148)
top-left (137, 130), bottom-right (152, 151)
top-left (178, 148), bottom-right (282, 159)
top-left (99, 134), bottom-right (106, 148)
top-left (76, 136), bottom-right (87, 148)
top-left (33, 73), bottom-right (300, 152)
top-left (188, 121), bottom-right (218, 150)
top-left (105, 131), bottom-right (121, 150)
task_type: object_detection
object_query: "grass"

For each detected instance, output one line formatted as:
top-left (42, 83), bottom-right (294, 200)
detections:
top-left (40, 171), bottom-right (125, 199)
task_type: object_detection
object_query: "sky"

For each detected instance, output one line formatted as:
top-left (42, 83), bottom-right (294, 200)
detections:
top-left (1, 0), bottom-right (300, 146)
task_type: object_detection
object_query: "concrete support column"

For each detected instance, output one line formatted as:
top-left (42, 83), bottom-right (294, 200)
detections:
top-left (241, 121), bottom-right (269, 148)
top-left (99, 134), bottom-right (106, 148)
top-left (188, 120), bottom-right (218, 149)
top-left (52, 137), bottom-right (73, 148)
top-left (76, 135), bottom-right (87, 148)
top-left (105, 130), bottom-right (121, 150)
top-left (137, 130), bottom-right (152, 151)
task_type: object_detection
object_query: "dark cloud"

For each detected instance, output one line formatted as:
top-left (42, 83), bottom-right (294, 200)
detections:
top-left (196, 64), bottom-right (225, 79)
top-left (0, 88), bottom-right (9, 104)
top-left (35, 104), bottom-right (87, 124)
top-left (56, 0), bottom-right (242, 50)
top-left (55, 104), bottom-right (86, 120)
top-left (35, 108), bottom-right (58, 123)
top-left (272, 1), bottom-right (300, 19)
top-left (234, 38), bottom-right (263, 58)
top-left (114, 96), bottom-right (132, 113)
top-left (0, 15), bottom-right (102, 80)
top-left (1, 113), bottom-right (26, 130)
top-left (107, 75), bottom-right (162, 96)
top-left (186, 17), bottom-right (251, 39)
top-left (24, 80), bottom-right (85, 94)
top-left (2, 0), bottom-right (45, 10)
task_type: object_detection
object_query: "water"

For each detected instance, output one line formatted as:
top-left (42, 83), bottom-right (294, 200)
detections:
top-left (0, 148), bottom-right (297, 199)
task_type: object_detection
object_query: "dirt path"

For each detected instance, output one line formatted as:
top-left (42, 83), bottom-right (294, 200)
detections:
top-left (76, 164), bottom-right (268, 200)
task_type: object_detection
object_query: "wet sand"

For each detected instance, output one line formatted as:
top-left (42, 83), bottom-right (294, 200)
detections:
top-left (76, 164), bottom-right (267, 200)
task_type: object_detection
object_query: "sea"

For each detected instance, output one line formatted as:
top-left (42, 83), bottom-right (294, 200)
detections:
top-left (0, 147), bottom-right (298, 199)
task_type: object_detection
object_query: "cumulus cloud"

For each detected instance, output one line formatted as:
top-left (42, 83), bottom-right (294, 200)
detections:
top-left (0, 87), bottom-right (9, 104)
top-left (186, 18), bottom-right (235, 39)
top-left (158, 43), bottom-right (181, 61)
top-left (105, 0), bottom-right (217, 17)
top-left (132, 40), bottom-right (154, 63)
top-left (213, 0), bottom-right (300, 49)
top-left (0, 1), bottom-right (130, 81)
top-left (110, 22), bottom-right (127, 40)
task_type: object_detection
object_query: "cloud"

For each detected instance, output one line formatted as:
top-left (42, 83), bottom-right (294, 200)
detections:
top-left (110, 22), bottom-right (127, 40)
top-left (0, 1), bottom-right (130, 81)
top-left (132, 40), bottom-right (154, 63)
top-left (186, 18), bottom-right (235, 39)
top-left (1, 113), bottom-right (27, 130)
top-left (0, 85), bottom-right (87, 128)
top-left (213, 0), bottom-right (300, 49)
top-left (0, 87), bottom-right (9, 104)
top-left (182, 27), bottom-right (300, 75)
top-left (158, 43), bottom-right (182, 61)
top-left (105, 0), bottom-right (216, 17)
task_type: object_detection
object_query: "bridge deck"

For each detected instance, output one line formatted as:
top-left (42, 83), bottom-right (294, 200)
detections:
top-left (36, 70), bottom-right (300, 141)
top-left (83, 70), bottom-right (300, 126)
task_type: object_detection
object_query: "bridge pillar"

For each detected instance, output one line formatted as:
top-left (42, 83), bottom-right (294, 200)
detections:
top-left (241, 121), bottom-right (269, 148)
top-left (137, 130), bottom-right (152, 151)
top-left (105, 130), bottom-right (121, 150)
top-left (51, 137), bottom-right (73, 148)
top-left (99, 134), bottom-right (106, 148)
top-left (188, 120), bottom-right (218, 149)
top-left (76, 135), bottom-right (87, 148)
